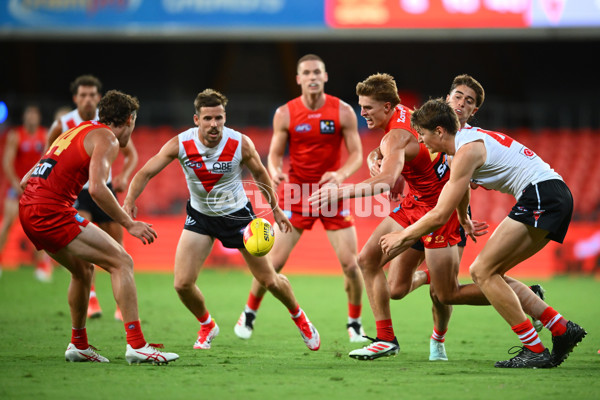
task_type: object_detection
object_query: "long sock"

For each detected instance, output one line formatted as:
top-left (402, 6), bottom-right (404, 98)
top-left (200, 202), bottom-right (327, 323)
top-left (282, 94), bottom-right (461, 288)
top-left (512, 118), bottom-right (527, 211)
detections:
top-left (539, 307), bottom-right (568, 336)
top-left (375, 319), bottom-right (395, 342)
top-left (124, 320), bottom-right (146, 349)
top-left (348, 303), bottom-right (362, 320)
top-left (424, 269), bottom-right (431, 285)
top-left (511, 320), bottom-right (545, 353)
top-left (197, 312), bottom-right (215, 330)
top-left (289, 305), bottom-right (307, 326)
top-left (71, 327), bottom-right (89, 350)
top-left (431, 327), bottom-right (447, 343)
top-left (246, 292), bottom-right (263, 313)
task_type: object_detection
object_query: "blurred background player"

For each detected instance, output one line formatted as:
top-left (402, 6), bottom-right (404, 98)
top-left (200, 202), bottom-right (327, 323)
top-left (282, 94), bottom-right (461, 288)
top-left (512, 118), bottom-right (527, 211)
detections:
top-left (0, 105), bottom-right (52, 281)
top-left (19, 90), bottom-right (178, 364)
top-left (124, 89), bottom-right (320, 352)
top-left (233, 54), bottom-right (366, 343)
top-left (47, 75), bottom-right (138, 321)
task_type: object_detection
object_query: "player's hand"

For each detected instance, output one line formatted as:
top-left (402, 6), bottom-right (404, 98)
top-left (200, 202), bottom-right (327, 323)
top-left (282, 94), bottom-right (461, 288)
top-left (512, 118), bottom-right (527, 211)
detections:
top-left (271, 172), bottom-right (288, 189)
top-left (319, 171), bottom-right (343, 186)
top-left (379, 231), bottom-right (411, 258)
top-left (122, 200), bottom-right (138, 219)
top-left (368, 159), bottom-right (382, 177)
top-left (126, 220), bottom-right (157, 245)
top-left (461, 218), bottom-right (489, 243)
top-left (112, 175), bottom-right (127, 192)
top-left (389, 175), bottom-right (406, 202)
top-left (308, 183), bottom-right (339, 210)
top-left (272, 207), bottom-right (292, 233)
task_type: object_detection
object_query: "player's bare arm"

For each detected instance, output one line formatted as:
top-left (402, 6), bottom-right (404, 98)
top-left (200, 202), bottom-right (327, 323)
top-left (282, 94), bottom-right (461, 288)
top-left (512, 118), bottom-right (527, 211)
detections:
top-left (308, 128), bottom-right (412, 209)
top-left (243, 134), bottom-right (292, 234)
top-left (367, 146), bottom-right (382, 177)
top-left (2, 129), bottom-right (22, 193)
top-left (267, 105), bottom-right (290, 188)
top-left (86, 128), bottom-right (156, 245)
top-left (46, 119), bottom-right (63, 148)
top-left (318, 101), bottom-right (362, 186)
top-left (123, 136), bottom-right (179, 218)
top-left (112, 139), bottom-right (139, 192)
top-left (379, 142), bottom-right (484, 257)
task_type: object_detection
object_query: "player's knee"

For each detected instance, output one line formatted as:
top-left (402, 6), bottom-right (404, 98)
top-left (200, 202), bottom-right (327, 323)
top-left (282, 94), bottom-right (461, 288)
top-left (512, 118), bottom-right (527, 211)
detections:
top-left (357, 250), bottom-right (377, 272)
top-left (469, 263), bottom-right (488, 284)
top-left (173, 278), bottom-right (194, 295)
top-left (342, 262), bottom-right (361, 280)
top-left (389, 281), bottom-right (411, 300)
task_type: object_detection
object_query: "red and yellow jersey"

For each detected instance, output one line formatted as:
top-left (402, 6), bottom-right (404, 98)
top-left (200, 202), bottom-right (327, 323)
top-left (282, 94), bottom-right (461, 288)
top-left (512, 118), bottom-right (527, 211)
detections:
top-left (14, 126), bottom-right (47, 179)
top-left (287, 94), bottom-right (343, 183)
top-left (385, 104), bottom-right (450, 206)
top-left (20, 121), bottom-right (106, 208)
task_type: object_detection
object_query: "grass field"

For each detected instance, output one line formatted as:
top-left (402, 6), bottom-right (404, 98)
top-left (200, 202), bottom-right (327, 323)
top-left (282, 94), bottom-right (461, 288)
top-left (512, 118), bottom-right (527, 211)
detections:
top-left (0, 267), bottom-right (598, 400)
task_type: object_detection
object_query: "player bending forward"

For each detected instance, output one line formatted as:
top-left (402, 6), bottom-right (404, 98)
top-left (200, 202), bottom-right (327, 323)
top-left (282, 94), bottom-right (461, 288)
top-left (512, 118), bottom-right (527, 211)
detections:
top-left (123, 89), bottom-right (320, 351)
top-left (19, 90), bottom-right (178, 364)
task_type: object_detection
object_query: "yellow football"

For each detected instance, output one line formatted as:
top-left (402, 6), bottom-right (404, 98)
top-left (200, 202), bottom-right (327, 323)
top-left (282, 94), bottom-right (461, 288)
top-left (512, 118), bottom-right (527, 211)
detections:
top-left (243, 218), bottom-right (275, 257)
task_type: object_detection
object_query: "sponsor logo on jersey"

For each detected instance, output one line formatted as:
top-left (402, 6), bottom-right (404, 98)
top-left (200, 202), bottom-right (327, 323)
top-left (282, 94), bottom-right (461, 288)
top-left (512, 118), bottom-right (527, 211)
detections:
top-left (212, 161), bottom-right (232, 173)
top-left (320, 120), bottom-right (335, 134)
top-left (295, 123), bottom-right (312, 133)
top-left (396, 106), bottom-right (407, 123)
top-left (432, 152), bottom-right (449, 180)
top-left (31, 158), bottom-right (57, 179)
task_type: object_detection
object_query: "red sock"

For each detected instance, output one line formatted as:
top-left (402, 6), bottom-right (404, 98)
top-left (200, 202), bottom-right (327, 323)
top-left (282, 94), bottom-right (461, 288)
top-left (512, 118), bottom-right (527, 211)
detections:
top-left (424, 269), bottom-right (431, 285)
top-left (197, 312), bottom-right (215, 330)
top-left (539, 307), bottom-right (567, 336)
top-left (289, 305), bottom-right (307, 326)
top-left (511, 320), bottom-right (545, 353)
top-left (247, 293), bottom-right (263, 312)
top-left (431, 328), bottom-right (447, 343)
top-left (348, 303), bottom-right (362, 320)
top-left (375, 319), bottom-right (395, 342)
top-left (71, 327), bottom-right (89, 350)
top-left (124, 320), bottom-right (146, 349)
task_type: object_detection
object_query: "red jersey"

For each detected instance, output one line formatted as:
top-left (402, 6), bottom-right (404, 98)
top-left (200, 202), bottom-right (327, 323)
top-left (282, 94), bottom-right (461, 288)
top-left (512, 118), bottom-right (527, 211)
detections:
top-left (20, 121), bottom-right (106, 208)
top-left (14, 126), bottom-right (47, 179)
top-left (286, 94), bottom-right (343, 183)
top-left (385, 105), bottom-right (450, 206)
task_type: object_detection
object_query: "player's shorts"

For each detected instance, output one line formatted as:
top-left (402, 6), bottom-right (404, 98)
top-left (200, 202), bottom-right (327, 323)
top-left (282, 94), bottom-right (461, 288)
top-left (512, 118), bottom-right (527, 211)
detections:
top-left (278, 180), bottom-right (355, 231)
top-left (19, 204), bottom-right (89, 253)
top-left (410, 205), bottom-right (470, 251)
top-left (509, 179), bottom-right (572, 243)
top-left (183, 200), bottom-right (255, 249)
top-left (74, 182), bottom-right (116, 224)
top-left (390, 197), bottom-right (461, 249)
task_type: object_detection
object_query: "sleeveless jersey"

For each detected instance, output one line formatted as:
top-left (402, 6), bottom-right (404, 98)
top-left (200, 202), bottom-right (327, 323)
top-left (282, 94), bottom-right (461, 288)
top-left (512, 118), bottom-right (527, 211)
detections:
top-left (178, 127), bottom-right (248, 216)
top-left (455, 126), bottom-right (562, 200)
top-left (385, 105), bottom-right (450, 206)
top-left (287, 94), bottom-right (343, 183)
top-left (14, 125), bottom-right (47, 179)
top-left (60, 108), bottom-right (107, 187)
top-left (20, 121), bottom-right (106, 208)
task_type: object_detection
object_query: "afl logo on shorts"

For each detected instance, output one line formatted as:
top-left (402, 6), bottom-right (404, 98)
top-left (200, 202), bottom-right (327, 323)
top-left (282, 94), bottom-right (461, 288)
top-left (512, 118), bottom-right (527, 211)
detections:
top-left (295, 123), bottom-right (312, 133)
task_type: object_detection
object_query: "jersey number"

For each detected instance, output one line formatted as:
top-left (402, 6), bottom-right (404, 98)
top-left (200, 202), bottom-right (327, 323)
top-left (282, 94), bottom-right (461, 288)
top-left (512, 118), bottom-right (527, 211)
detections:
top-left (481, 129), bottom-right (514, 147)
top-left (48, 125), bottom-right (86, 156)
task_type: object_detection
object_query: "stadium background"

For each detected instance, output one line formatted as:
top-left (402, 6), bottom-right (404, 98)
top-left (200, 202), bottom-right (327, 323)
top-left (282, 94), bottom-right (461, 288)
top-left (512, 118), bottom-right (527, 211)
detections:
top-left (1, 0), bottom-right (599, 277)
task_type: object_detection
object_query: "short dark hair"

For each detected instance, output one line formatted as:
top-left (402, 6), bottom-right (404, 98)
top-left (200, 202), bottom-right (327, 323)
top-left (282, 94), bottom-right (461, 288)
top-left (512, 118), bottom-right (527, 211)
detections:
top-left (98, 90), bottom-right (139, 127)
top-left (356, 73), bottom-right (401, 106)
top-left (194, 89), bottom-right (228, 113)
top-left (450, 74), bottom-right (485, 108)
top-left (411, 98), bottom-right (460, 135)
top-left (70, 75), bottom-right (102, 95)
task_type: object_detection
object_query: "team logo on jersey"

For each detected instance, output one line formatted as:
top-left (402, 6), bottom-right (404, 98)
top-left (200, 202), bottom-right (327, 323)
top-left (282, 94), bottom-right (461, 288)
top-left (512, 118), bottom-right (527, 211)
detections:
top-left (31, 158), bottom-right (57, 179)
top-left (295, 123), bottom-right (312, 133)
top-left (520, 146), bottom-right (537, 159)
top-left (320, 120), bottom-right (335, 134)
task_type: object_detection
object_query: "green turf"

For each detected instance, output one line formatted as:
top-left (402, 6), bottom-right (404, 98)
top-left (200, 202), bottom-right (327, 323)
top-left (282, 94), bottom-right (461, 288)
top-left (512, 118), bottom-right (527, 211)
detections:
top-left (0, 267), bottom-right (598, 400)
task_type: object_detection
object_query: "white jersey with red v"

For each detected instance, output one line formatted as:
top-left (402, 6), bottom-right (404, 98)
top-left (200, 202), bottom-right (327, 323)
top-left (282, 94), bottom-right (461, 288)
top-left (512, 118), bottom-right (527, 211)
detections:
top-left (178, 126), bottom-right (249, 216)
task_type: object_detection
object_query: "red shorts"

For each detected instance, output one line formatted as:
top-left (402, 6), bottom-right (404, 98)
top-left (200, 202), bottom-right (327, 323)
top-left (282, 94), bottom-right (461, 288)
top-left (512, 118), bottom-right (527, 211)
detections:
top-left (19, 204), bottom-right (89, 253)
top-left (390, 197), bottom-right (461, 249)
top-left (278, 180), bottom-right (355, 231)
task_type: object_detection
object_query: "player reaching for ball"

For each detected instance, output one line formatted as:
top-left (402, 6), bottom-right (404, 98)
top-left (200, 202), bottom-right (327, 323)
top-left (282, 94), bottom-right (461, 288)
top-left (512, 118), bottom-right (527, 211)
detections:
top-left (123, 89), bottom-right (320, 352)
